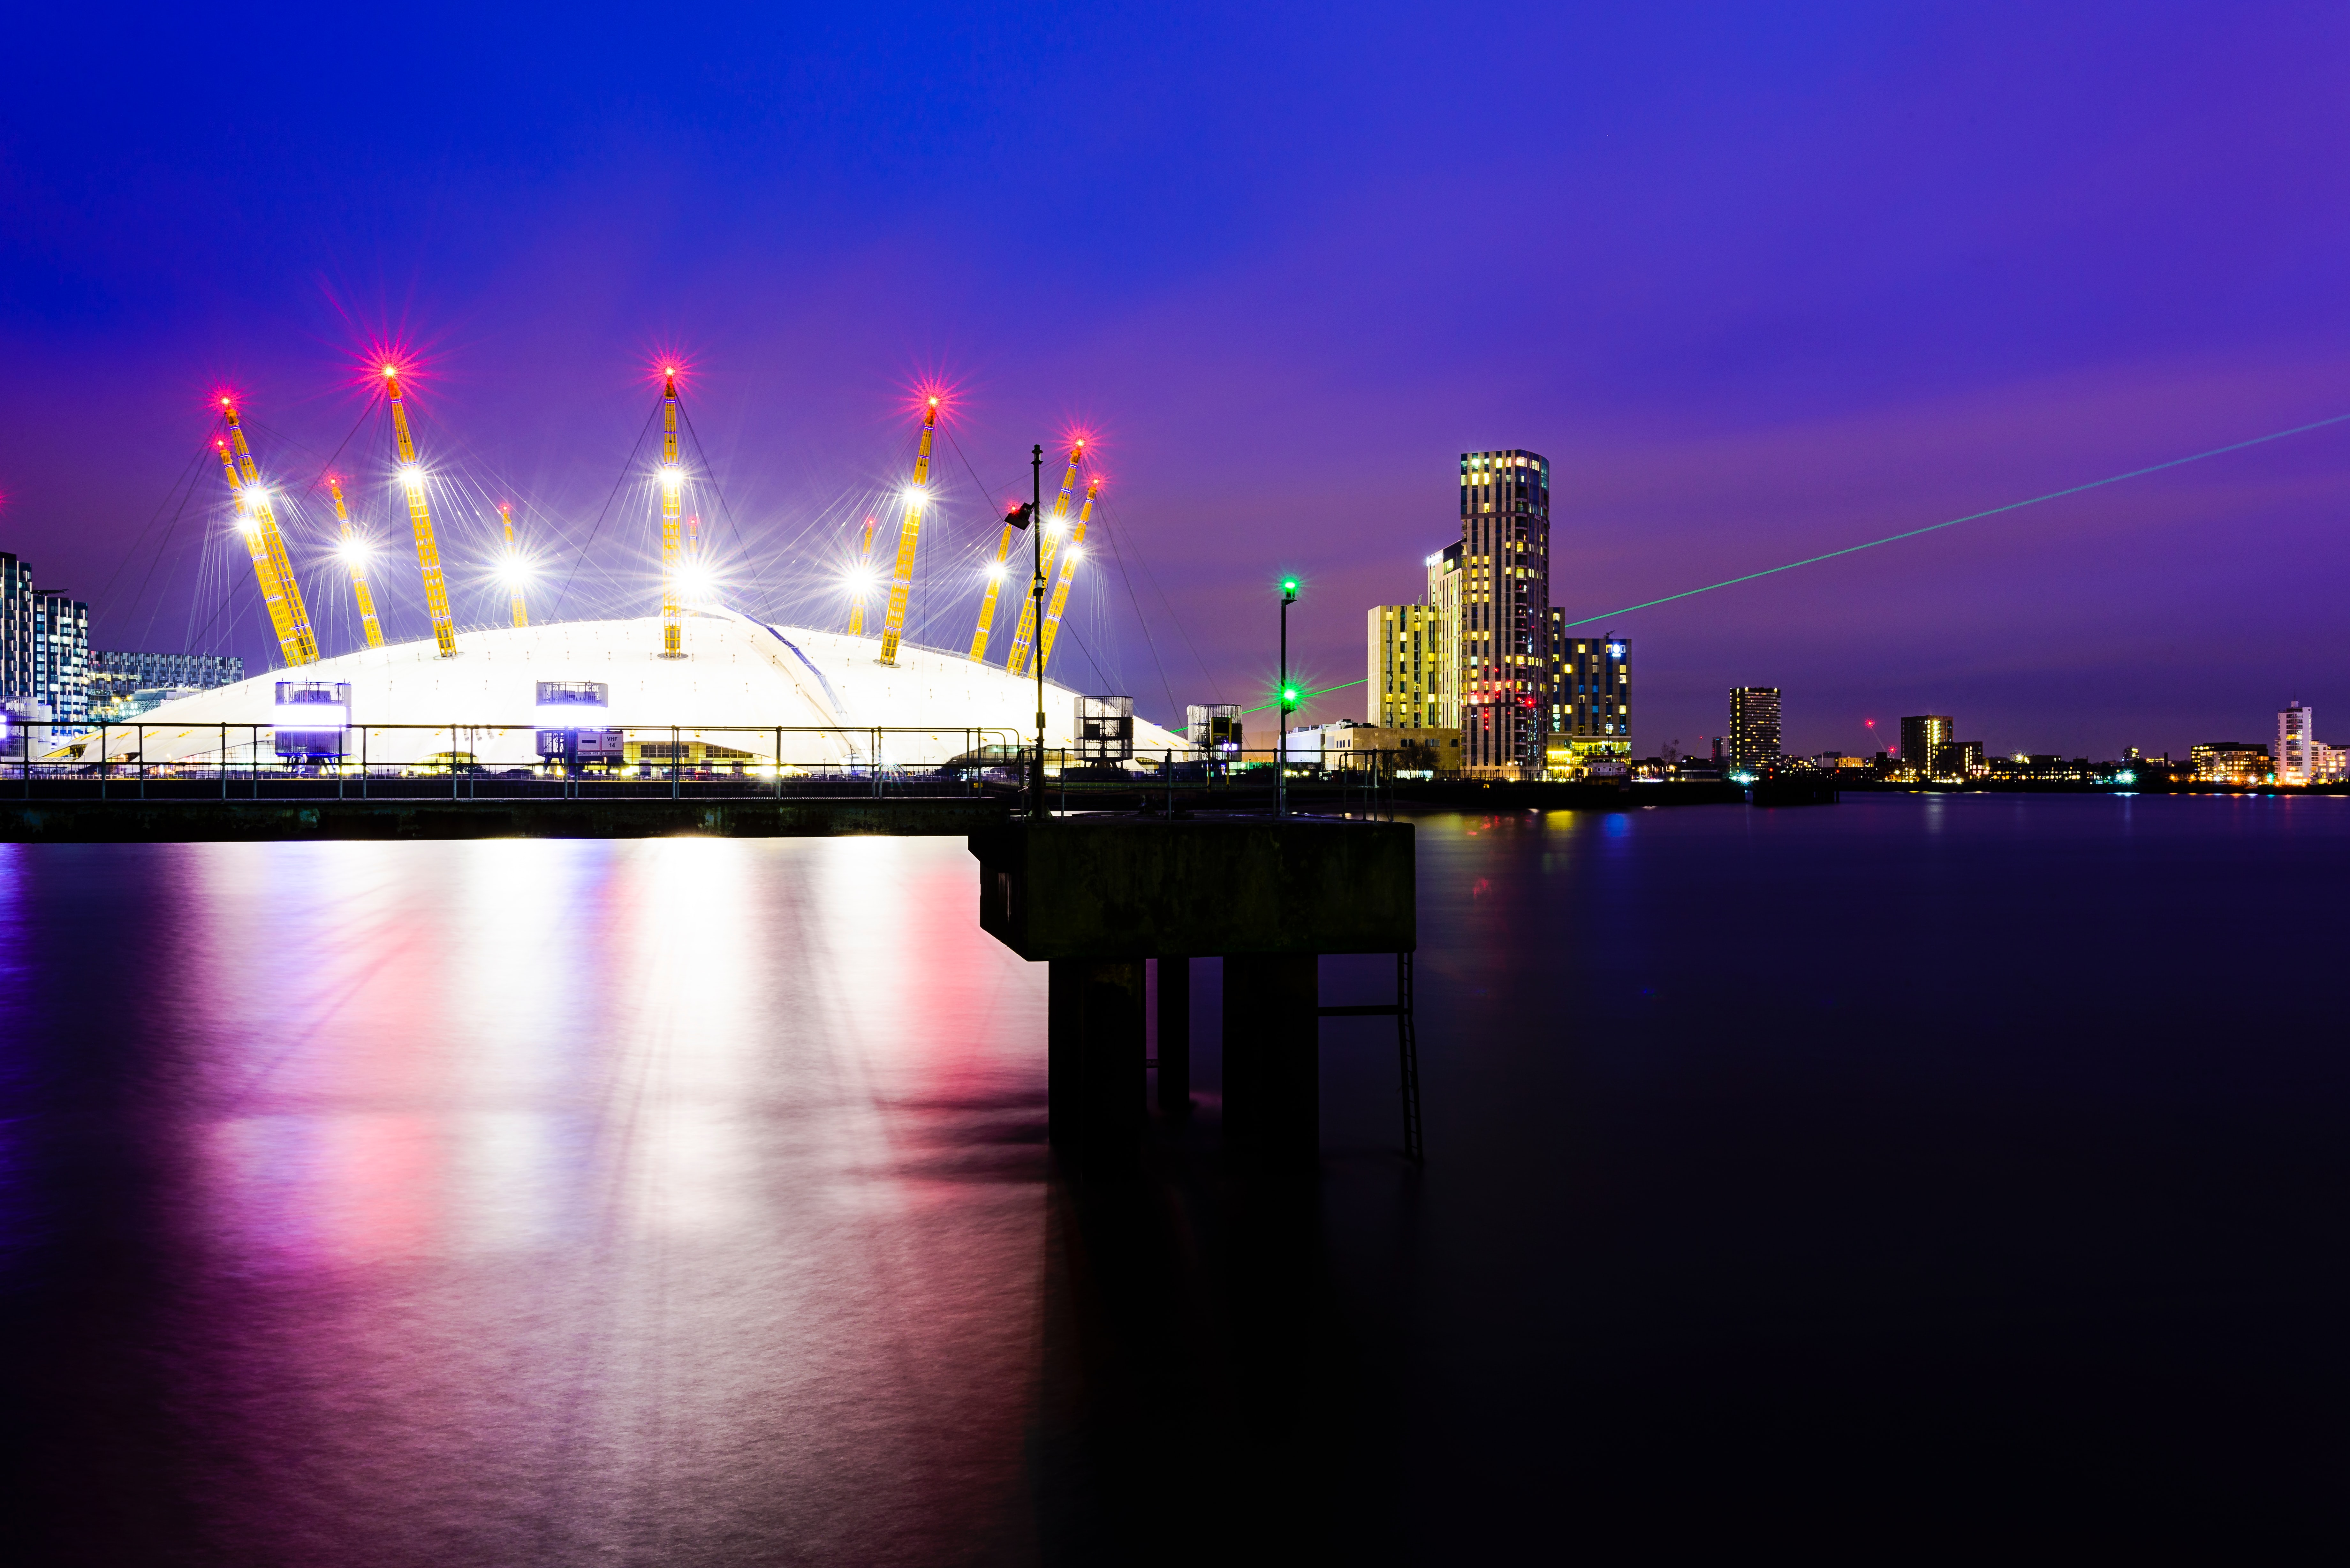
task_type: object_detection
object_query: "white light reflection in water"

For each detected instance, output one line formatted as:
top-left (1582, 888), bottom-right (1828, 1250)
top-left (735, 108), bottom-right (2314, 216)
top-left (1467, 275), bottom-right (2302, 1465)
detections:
top-left (143, 837), bottom-right (1052, 1560)
top-left (447, 840), bottom-right (611, 1254)
top-left (610, 837), bottom-right (762, 1238)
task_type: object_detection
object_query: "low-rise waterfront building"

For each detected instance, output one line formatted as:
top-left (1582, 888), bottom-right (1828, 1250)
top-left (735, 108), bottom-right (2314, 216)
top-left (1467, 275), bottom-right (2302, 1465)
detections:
top-left (1283, 719), bottom-right (1461, 776)
top-left (2190, 742), bottom-right (2273, 785)
top-left (1544, 733), bottom-right (1630, 779)
top-left (90, 650), bottom-right (246, 722)
top-left (1933, 739), bottom-right (1987, 779)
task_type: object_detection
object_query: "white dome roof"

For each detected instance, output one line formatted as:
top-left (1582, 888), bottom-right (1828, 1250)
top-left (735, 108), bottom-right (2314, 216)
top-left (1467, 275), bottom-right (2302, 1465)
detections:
top-left (68, 610), bottom-right (1185, 768)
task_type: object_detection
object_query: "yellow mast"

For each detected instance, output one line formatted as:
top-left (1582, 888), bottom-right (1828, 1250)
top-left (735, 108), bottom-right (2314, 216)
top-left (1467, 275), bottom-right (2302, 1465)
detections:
top-left (500, 503), bottom-right (528, 628)
top-left (215, 438), bottom-right (298, 667)
top-left (217, 400), bottom-right (318, 667)
top-left (382, 366), bottom-right (458, 658)
top-left (327, 476), bottom-right (384, 649)
top-left (846, 514), bottom-right (877, 635)
top-left (874, 399), bottom-right (937, 665)
top-left (966, 511), bottom-right (1020, 661)
top-left (1004, 440), bottom-right (1082, 675)
top-left (660, 368), bottom-right (684, 658)
top-left (1034, 478), bottom-right (1097, 678)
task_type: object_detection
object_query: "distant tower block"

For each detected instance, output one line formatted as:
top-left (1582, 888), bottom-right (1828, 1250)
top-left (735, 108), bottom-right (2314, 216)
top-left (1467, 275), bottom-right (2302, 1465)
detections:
top-left (2278, 701), bottom-right (2317, 786)
top-left (1731, 688), bottom-right (1784, 771)
top-left (1897, 713), bottom-right (1951, 778)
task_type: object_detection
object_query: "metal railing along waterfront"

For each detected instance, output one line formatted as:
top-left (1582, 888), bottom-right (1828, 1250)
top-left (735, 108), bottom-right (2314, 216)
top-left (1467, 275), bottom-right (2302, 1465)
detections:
top-left (2, 723), bottom-right (1025, 802)
top-left (1, 729), bottom-right (1428, 813)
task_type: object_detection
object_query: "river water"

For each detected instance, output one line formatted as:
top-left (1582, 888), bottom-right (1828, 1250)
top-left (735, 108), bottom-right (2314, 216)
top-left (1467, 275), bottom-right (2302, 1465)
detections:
top-left (3, 795), bottom-right (2345, 1560)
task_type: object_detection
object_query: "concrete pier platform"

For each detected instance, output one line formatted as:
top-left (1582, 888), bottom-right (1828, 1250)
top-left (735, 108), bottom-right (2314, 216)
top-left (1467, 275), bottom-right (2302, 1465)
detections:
top-left (970, 816), bottom-right (1415, 1168)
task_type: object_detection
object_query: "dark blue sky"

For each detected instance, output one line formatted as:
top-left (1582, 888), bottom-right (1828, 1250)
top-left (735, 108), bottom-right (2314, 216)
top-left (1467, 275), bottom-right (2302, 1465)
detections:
top-left (4, 3), bottom-right (2346, 755)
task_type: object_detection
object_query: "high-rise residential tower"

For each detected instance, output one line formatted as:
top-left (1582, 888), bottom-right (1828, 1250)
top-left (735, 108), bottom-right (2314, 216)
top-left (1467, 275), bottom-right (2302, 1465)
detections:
top-left (2278, 701), bottom-right (2317, 785)
top-left (1456, 449), bottom-right (1551, 777)
top-left (0, 552), bottom-right (32, 704)
top-left (30, 589), bottom-right (90, 725)
top-left (1728, 687), bottom-right (1782, 770)
top-left (3, 551), bottom-right (92, 727)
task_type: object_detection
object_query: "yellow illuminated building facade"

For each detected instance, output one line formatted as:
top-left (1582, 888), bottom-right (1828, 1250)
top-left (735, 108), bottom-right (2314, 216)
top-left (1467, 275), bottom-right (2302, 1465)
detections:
top-left (1424, 543), bottom-right (1461, 730)
top-left (1544, 621), bottom-right (1630, 772)
top-left (1368, 603), bottom-right (1445, 729)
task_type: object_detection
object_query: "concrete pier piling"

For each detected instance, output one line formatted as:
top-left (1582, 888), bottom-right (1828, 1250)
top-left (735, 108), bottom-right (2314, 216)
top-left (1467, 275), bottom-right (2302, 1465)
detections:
top-left (970, 816), bottom-right (1415, 1168)
top-left (1155, 954), bottom-right (1192, 1116)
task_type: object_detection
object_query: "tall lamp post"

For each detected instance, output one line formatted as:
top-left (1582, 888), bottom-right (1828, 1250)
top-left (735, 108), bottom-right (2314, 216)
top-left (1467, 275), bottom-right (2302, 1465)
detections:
top-left (1028, 445), bottom-right (1047, 819)
top-left (1277, 575), bottom-right (1299, 818)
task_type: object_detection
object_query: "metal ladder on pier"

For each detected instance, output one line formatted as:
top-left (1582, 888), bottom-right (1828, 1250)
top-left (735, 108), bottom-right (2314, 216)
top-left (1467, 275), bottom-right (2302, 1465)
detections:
top-left (1319, 952), bottom-right (1424, 1163)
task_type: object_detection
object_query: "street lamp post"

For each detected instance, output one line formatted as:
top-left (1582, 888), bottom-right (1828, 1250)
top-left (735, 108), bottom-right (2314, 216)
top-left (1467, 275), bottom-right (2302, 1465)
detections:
top-left (1277, 575), bottom-right (1299, 818)
top-left (1029, 445), bottom-right (1046, 819)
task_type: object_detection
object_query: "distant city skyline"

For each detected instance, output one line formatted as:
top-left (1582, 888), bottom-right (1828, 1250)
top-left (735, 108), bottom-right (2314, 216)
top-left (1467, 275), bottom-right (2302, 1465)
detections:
top-left (3, 5), bottom-right (2347, 756)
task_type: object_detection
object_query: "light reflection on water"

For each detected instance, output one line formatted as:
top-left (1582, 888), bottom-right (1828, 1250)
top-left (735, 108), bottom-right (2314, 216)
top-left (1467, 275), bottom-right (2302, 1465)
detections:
top-left (7, 837), bottom-right (1049, 1566)
top-left (11, 797), bottom-right (2350, 1558)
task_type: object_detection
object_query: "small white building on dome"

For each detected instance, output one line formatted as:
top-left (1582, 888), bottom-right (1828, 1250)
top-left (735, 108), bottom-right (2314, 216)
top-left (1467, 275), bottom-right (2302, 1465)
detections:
top-left (51, 609), bottom-right (1183, 770)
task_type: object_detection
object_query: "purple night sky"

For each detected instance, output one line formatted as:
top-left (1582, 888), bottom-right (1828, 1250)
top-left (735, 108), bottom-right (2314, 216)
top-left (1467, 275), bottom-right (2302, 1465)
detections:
top-left (4, 4), bottom-right (2346, 757)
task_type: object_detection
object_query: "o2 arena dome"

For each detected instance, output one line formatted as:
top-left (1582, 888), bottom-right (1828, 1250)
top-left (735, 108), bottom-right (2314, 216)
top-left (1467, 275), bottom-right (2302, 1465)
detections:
top-left (66, 608), bottom-right (1186, 771)
top-left (61, 374), bottom-right (1198, 774)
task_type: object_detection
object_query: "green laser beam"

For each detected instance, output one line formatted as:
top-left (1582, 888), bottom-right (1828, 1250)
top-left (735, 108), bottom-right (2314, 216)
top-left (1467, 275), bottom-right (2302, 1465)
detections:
top-left (1241, 677), bottom-right (1366, 715)
top-left (1557, 409), bottom-right (2350, 629)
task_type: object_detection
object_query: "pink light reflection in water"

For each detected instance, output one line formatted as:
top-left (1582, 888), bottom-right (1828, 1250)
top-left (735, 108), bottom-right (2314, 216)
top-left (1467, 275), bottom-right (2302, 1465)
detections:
top-left (164, 837), bottom-right (1049, 1565)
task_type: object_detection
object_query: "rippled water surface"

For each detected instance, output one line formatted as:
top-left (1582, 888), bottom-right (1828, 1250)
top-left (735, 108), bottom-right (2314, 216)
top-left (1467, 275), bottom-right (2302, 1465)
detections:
top-left (4, 795), bottom-right (2348, 1560)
